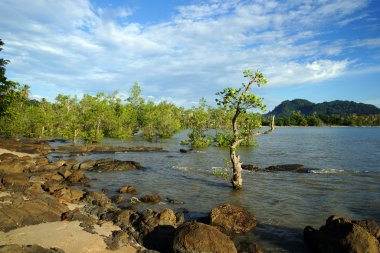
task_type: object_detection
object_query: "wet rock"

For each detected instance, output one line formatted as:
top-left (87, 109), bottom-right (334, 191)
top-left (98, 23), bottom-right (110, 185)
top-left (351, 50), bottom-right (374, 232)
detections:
top-left (172, 221), bottom-right (237, 253)
top-left (168, 199), bottom-right (185, 205)
top-left (0, 244), bottom-right (65, 253)
top-left (210, 204), bottom-right (257, 234)
top-left (265, 164), bottom-right (307, 173)
top-left (140, 194), bottom-right (162, 203)
top-left (0, 193), bottom-right (69, 232)
top-left (241, 164), bottom-right (260, 172)
top-left (236, 241), bottom-right (264, 253)
top-left (130, 197), bottom-right (141, 204)
top-left (119, 184), bottom-right (137, 194)
top-left (304, 215), bottom-right (380, 253)
top-left (80, 158), bottom-right (142, 172)
top-left (179, 149), bottom-right (193, 153)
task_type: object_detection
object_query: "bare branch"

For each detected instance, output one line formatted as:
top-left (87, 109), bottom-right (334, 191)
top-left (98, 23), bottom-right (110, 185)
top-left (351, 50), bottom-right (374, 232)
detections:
top-left (254, 115), bottom-right (275, 136)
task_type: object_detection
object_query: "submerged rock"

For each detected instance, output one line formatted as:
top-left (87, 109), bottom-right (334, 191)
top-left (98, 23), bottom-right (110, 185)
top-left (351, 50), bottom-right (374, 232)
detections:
top-left (265, 164), bottom-right (307, 173)
top-left (172, 221), bottom-right (237, 253)
top-left (304, 215), bottom-right (380, 253)
top-left (140, 194), bottom-right (162, 203)
top-left (241, 164), bottom-right (260, 172)
top-left (210, 204), bottom-right (257, 234)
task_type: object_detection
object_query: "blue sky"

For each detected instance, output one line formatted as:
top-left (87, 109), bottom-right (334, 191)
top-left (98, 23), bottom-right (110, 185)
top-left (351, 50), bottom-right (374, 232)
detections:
top-left (0, 0), bottom-right (379, 110)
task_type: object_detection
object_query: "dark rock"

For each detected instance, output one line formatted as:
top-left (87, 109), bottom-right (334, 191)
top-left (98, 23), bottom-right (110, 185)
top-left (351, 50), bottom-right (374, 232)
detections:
top-left (55, 144), bottom-right (167, 153)
top-left (119, 184), bottom-right (137, 194)
top-left (179, 149), bottom-right (193, 153)
top-left (140, 194), bottom-right (162, 203)
top-left (114, 209), bottom-right (140, 229)
top-left (241, 164), bottom-right (260, 172)
top-left (80, 158), bottom-right (142, 172)
top-left (83, 191), bottom-right (112, 207)
top-left (0, 138), bottom-right (51, 155)
top-left (143, 225), bottom-right (176, 253)
top-left (236, 241), bottom-right (264, 253)
top-left (304, 215), bottom-right (380, 253)
top-left (0, 244), bottom-right (65, 253)
top-left (113, 195), bottom-right (127, 204)
top-left (265, 164), bottom-right (307, 173)
top-left (210, 204), bottom-right (257, 234)
top-left (172, 221), bottom-right (237, 253)
top-left (169, 199), bottom-right (185, 204)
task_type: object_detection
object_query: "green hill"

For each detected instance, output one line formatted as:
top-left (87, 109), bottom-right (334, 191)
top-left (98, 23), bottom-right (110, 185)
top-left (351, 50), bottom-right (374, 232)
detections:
top-left (269, 99), bottom-right (380, 117)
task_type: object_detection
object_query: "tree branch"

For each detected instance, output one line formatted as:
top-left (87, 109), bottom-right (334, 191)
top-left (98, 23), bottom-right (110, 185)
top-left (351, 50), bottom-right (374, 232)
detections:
top-left (254, 115), bottom-right (275, 136)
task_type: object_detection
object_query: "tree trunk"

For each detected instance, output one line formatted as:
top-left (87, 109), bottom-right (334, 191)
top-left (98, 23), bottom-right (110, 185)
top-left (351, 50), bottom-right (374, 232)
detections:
top-left (230, 148), bottom-right (243, 190)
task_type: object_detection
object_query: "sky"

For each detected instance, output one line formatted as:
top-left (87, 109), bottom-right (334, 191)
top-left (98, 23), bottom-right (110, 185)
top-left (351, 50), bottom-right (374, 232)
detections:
top-left (0, 0), bottom-right (379, 110)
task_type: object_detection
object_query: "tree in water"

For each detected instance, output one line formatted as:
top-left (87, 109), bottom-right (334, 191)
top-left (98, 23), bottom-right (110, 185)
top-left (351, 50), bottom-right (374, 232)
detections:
top-left (216, 70), bottom-right (275, 190)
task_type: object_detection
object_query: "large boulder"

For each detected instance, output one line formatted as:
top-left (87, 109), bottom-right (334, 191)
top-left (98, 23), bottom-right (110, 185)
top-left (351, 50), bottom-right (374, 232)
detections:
top-left (304, 215), bottom-right (380, 253)
top-left (79, 158), bottom-right (142, 171)
top-left (210, 204), bottom-right (257, 234)
top-left (172, 221), bottom-right (237, 253)
top-left (140, 194), bottom-right (162, 203)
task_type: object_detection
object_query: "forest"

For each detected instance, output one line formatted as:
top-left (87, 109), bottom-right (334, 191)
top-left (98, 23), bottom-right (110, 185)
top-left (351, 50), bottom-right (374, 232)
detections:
top-left (1, 39), bottom-right (379, 147)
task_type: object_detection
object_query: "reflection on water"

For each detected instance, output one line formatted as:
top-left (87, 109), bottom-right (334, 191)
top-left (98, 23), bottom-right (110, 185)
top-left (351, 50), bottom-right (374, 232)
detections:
top-left (57, 127), bottom-right (380, 252)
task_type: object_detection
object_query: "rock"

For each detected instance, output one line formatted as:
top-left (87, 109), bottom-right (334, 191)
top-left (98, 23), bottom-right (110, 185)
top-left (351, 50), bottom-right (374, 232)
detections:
top-left (114, 209), bottom-right (140, 229)
top-left (179, 149), bottom-right (192, 153)
top-left (83, 191), bottom-right (112, 207)
top-left (241, 164), bottom-right (260, 171)
top-left (140, 194), bottom-right (162, 203)
top-left (304, 215), bottom-right (380, 253)
top-left (119, 184), bottom-right (137, 194)
top-left (169, 199), bottom-right (185, 205)
top-left (66, 170), bottom-right (89, 183)
top-left (236, 241), bottom-right (264, 253)
top-left (113, 195), bottom-right (127, 204)
top-left (0, 157), bottom-right (36, 174)
top-left (0, 244), bottom-right (65, 253)
top-left (53, 187), bottom-right (84, 202)
top-left (0, 153), bottom-right (18, 161)
top-left (80, 158), bottom-right (142, 172)
top-left (172, 221), bottom-right (237, 253)
top-left (1, 173), bottom-right (30, 187)
top-left (57, 168), bottom-right (72, 178)
top-left (130, 197), bottom-right (141, 204)
top-left (55, 144), bottom-right (167, 153)
top-left (210, 204), bottom-right (257, 234)
top-left (265, 164), bottom-right (307, 173)
top-left (0, 138), bottom-right (51, 155)
top-left (105, 230), bottom-right (131, 250)
top-left (0, 193), bottom-right (69, 231)
top-left (25, 183), bottom-right (45, 195)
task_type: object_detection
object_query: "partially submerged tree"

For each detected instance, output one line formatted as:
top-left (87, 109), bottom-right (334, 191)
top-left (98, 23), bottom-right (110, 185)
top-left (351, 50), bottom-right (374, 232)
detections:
top-left (216, 70), bottom-right (275, 190)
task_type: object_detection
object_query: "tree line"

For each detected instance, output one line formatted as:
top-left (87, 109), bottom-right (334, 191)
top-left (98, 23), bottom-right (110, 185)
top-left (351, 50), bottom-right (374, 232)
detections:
top-left (274, 111), bottom-right (380, 127)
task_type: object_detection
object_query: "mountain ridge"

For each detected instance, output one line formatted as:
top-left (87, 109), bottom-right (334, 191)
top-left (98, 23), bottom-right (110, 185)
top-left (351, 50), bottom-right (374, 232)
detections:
top-left (268, 99), bottom-right (380, 118)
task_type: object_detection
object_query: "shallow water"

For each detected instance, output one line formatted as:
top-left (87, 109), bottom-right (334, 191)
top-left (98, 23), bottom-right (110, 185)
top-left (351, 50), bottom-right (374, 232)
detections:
top-left (55, 127), bottom-right (380, 252)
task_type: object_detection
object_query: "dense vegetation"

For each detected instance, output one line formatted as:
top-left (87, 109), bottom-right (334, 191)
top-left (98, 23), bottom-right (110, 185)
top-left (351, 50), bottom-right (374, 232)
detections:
top-left (268, 99), bottom-right (380, 126)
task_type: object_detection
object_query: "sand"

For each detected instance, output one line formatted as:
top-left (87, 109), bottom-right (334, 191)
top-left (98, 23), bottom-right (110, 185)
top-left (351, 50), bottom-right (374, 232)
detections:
top-left (0, 221), bottom-right (137, 253)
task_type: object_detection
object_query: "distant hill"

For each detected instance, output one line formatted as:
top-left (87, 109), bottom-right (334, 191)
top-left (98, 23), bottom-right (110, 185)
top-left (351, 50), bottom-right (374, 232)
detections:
top-left (268, 99), bottom-right (380, 117)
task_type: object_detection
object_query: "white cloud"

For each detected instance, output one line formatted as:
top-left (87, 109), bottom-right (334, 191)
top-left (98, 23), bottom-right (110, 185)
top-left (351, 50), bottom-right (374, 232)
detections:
top-left (0, 0), bottom-right (376, 107)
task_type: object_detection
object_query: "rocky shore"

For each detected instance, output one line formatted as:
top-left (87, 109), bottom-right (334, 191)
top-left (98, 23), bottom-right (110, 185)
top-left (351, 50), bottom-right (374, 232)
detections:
top-left (0, 138), bottom-right (379, 253)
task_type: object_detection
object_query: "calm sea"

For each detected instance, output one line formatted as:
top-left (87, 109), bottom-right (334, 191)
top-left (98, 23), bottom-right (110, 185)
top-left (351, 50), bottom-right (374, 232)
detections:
top-left (57, 127), bottom-right (380, 252)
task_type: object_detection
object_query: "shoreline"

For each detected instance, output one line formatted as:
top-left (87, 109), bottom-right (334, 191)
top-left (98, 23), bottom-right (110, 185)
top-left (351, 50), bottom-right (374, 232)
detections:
top-left (0, 138), bottom-right (379, 253)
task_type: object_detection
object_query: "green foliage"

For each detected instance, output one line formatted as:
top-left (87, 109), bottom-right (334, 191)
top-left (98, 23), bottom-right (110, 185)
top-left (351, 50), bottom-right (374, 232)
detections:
top-left (212, 167), bottom-right (229, 179)
top-left (182, 98), bottom-right (212, 148)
